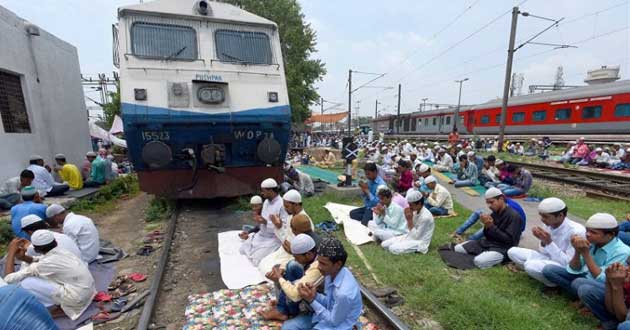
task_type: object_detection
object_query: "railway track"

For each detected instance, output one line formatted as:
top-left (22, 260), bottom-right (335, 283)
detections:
top-left (508, 161), bottom-right (630, 198)
top-left (381, 134), bottom-right (630, 144)
top-left (135, 201), bottom-right (410, 330)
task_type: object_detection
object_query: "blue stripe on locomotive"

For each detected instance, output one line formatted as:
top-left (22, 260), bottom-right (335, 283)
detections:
top-left (121, 103), bottom-right (291, 170)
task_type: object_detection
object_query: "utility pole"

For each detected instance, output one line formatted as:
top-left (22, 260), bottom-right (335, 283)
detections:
top-left (454, 78), bottom-right (469, 131)
top-left (320, 97), bottom-right (324, 132)
top-left (498, 7), bottom-right (519, 152)
top-left (354, 100), bottom-right (361, 129)
top-left (396, 83), bottom-right (401, 134)
top-left (421, 98), bottom-right (428, 111)
top-left (347, 69), bottom-right (352, 135)
top-left (374, 100), bottom-right (379, 119)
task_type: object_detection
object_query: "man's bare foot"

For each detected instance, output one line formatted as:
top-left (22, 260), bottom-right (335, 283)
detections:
top-left (258, 308), bottom-right (288, 321)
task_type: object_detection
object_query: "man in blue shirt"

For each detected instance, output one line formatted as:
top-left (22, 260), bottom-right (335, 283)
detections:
top-left (282, 237), bottom-right (362, 330)
top-left (350, 162), bottom-right (385, 225)
top-left (10, 186), bottom-right (47, 239)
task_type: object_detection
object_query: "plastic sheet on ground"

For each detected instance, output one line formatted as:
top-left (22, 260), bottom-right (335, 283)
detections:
top-left (323, 202), bottom-right (375, 246)
top-left (218, 231), bottom-right (268, 289)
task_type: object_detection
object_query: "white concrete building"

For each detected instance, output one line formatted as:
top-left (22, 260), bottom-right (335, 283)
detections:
top-left (0, 5), bottom-right (91, 183)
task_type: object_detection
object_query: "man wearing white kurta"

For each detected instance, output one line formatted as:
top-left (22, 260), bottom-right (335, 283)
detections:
top-left (46, 204), bottom-right (100, 264)
top-left (433, 149), bottom-right (453, 172)
top-left (240, 178), bottom-right (289, 266)
top-left (368, 186), bottom-right (408, 242)
top-left (507, 197), bottom-right (586, 286)
top-left (20, 215), bottom-right (82, 261)
top-left (4, 230), bottom-right (96, 320)
top-left (382, 191), bottom-right (435, 254)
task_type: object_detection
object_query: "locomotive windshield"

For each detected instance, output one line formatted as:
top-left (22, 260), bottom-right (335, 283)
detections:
top-left (131, 22), bottom-right (197, 60)
top-left (215, 30), bottom-right (272, 65)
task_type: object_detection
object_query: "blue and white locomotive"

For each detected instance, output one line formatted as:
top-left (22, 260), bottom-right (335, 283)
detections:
top-left (114, 0), bottom-right (290, 198)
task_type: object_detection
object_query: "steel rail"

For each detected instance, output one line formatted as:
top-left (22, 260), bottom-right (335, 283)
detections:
top-left (360, 284), bottom-right (411, 330)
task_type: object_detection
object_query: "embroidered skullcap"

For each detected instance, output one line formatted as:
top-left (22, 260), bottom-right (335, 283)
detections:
top-left (317, 237), bottom-right (346, 259)
top-left (29, 155), bottom-right (43, 161)
top-left (467, 151), bottom-right (475, 157)
top-left (495, 159), bottom-right (504, 165)
top-left (418, 164), bottom-right (429, 173)
top-left (46, 204), bottom-right (65, 218)
top-left (291, 234), bottom-right (316, 255)
top-left (283, 189), bottom-right (302, 203)
top-left (291, 214), bottom-right (312, 235)
top-left (261, 178), bottom-right (278, 189)
top-left (54, 153), bottom-right (66, 160)
top-left (484, 187), bottom-right (503, 199)
top-left (376, 185), bottom-right (390, 194)
top-left (538, 197), bottom-right (566, 214)
top-left (21, 186), bottom-right (37, 197)
top-left (424, 175), bottom-right (437, 184)
top-left (250, 195), bottom-right (263, 204)
top-left (21, 214), bottom-right (44, 229)
top-left (31, 230), bottom-right (55, 246)
top-left (434, 145), bottom-right (440, 150)
top-left (586, 213), bottom-right (618, 229)
top-left (406, 190), bottom-right (423, 203)
top-left (86, 151), bottom-right (97, 157)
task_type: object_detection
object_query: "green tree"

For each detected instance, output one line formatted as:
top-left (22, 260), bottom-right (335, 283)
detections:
top-left (225, 0), bottom-right (326, 123)
top-left (102, 84), bottom-right (121, 130)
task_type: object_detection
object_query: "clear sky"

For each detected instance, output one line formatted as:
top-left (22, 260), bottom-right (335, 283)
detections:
top-left (3, 0), bottom-right (629, 118)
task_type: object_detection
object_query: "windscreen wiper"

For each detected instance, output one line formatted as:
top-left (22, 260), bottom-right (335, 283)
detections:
top-left (164, 46), bottom-right (187, 61)
top-left (221, 52), bottom-right (245, 62)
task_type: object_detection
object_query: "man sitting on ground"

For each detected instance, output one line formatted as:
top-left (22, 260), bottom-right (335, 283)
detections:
top-left (507, 198), bottom-right (586, 286)
top-left (453, 188), bottom-right (524, 269)
top-left (261, 234), bottom-right (322, 321)
top-left (0, 170), bottom-right (34, 210)
top-left (433, 148), bottom-right (454, 172)
top-left (46, 204), bottom-right (100, 264)
top-left (3, 231), bottom-right (96, 320)
top-left (497, 165), bottom-right (532, 197)
top-left (0, 279), bottom-right (58, 329)
top-left (286, 168), bottom-right (315, 197)
top-left (239, 196), bottom-right (264, 240)
top-left (423, 175), bottom-right (453, 216)
top-left (350, 163), bottom-right (385, 225)
top-left (282, 237), bottom-right (362, 330)
top-left (83, 151), bottom-right (106, 188)
top-left (381, 191), bottom-right (434, 254)
top-left (604, 263), bottom-right (630, 330)
top-left (316, 149), bottom-right (337, 168)
top-left (27, 155), bottom-right (69, 197)
top-left (449, 155), bottom-right (478, 188)
top-left (53, 154), bottom-right (83, 190)
top-left (11, 186), bottom-right (47, 239)
top-left (20, 215), bottom-right (82, 261)
top-left (368, 186), bottom-right (408, 242)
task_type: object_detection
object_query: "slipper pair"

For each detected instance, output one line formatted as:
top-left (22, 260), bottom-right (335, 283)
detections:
top-left (315, 221), bottom-right (337, 232)
top-left (136, 245), bottom-right (154, 256)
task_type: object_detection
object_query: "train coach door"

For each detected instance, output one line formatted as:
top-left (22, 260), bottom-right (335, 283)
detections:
top-left (411, 116), bottom-right (417, 132)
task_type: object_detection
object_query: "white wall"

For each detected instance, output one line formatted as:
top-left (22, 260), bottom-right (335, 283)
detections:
top-left (0, 5), bottom-right (91, 182)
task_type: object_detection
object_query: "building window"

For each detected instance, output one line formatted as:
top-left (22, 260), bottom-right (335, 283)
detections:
top-left (615, 104), bottom-right (630, 117)
top-left (131, 22), bottom-right (197, 60)
top-left (446, 116), bottom-right (451, 125)
top-left (533, 110), bottom-right (546, 121)
top-left (216, 30), bottom-right (273, 65)
top-left (582, 105), bottom-right (602, 119)
top-left (512, 112), bottom-right (525, 123)
top-left (480, 115), bottom-right (490, 124)
top-left (555, 108), bottom-right (571, 120)
top-left (432, 117), bottom-right (437, 125)
top-left (0, 71), bottom-right (30, 133)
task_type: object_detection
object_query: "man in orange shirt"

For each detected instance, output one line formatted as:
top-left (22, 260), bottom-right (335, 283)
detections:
top-left (448, 128), bottom-right (460, 146)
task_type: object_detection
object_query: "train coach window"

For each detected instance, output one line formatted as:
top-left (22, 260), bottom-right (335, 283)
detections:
top-left (131, 22), bottom-right (197, 60)
top-left (446, 116), bottom-right (451, 125)
top-left (480, 115), bottom-right (489, 124)
top-left (216, 30), bottom-right (273, 65)
top-left (615, 104), bottom-right (630, 117)
top-left (432, 118), bottom-right (437, 125)
top-left (582, 106), bottom-right (602, 119)
top-left (555, 108), bottom-right (571, 120)
top-left (424, 118), bottom-right (428, 126)
top-left (533, 110), bottom-right (546, 121)
top-left (512, 112), bottom-right (525, 123)
top-left (495, 114), bottom-right (501, 123)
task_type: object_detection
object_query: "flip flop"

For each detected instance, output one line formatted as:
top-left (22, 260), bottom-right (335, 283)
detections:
top-left (128, 273), bottom-right (147, 282)
top-left (92, 311), bottom-right (121, 325)
top-left (111, 283), bottom-right (137, 299)
top-left (107, 275), bottom-right (127, 291)
top-left (93, 291), bottom-right (113, 302)
top-left (136, 245), bottom-right (154, 256)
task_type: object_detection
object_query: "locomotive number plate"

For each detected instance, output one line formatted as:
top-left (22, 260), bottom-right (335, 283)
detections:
top-left (141, 131), bottom-right (170, 141)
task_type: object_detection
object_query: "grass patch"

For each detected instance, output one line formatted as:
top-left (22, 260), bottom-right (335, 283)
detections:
top-left (226, 196), bottom-right (252, 212)
top-left (70, 175), bottom-right (140, 214)
top-left (303, 194), bottom-right (597, 330)
top-left (303, 191), bottom-right (362, 224)
top-left (0, 221), bottom-right (12, 255)
top-left (145, 197), bottom-right (176, 222)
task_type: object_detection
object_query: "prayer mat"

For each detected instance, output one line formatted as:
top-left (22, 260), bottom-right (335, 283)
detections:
top-left (183, 283), bottom-right (282, 330)
top-left (323, 203), bottom-right (375, 246)
top-left (437, 244), bottom-right (476, 270)
top-left (296, 165), bottom-right (356, 185)
top-left (431, 170), bottom-right (486, 196)
top-left (218, 231), bottom-right (268, 289)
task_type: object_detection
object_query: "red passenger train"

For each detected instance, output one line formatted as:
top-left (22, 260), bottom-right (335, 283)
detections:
top-left (372, 79), bottom-right (630, 135)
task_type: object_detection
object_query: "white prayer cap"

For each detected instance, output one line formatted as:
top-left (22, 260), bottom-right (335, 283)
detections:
top-left (456, 144), bottom-right (462, 148)
top-left (45, 204), bottom-right (66, 218)
top-left (86, 151), bottom-right (97, 157)
top-left (406, 190), bottom-right (423, 203)
top-left (586, 213), bottom-right (618, 229)
top-left (495, 159), bottom-right (504, 165)
top-left (283, 189), bottom-right (302, 203)
top-left (467, 151), bottom-right (475, 157)
top-left (538, 197), bottom-right (566, 214)
top-left (21, 214), bottom-right (44, 229)
top-left (484, 187), bottom-right (503, 199)
top-left (424, 175), bottom-right (437, 184)
top-left (377, 185), bottom-right (390, 194)
top-left (29, 155), bottom-right (43, 161)
top-left (418, 164), bottom-right (430, 173)
top-left (438, 148), bottom-right (446, 153)
top-left (290, 234), bottom-right (316, 255)
top-left (54, 153), bottom-right (66, 160)
top-left (261, 178), bottom-right (278, 189)
top-left (595, 147), bottom-right (602, 152)
top-left (21, 186), bottom-right (37, 197)
top-left (579, 136), bottom-right (585, 140)
top-left (433, 145), bottom-right (440, 150)
top-left (31, 230), bottom-right (55, 246)
top-left (250, 195), bottom-right (263, 204)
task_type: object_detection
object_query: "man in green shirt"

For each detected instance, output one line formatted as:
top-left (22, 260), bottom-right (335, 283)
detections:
top-left (83, 153), bottom-right (106, 187)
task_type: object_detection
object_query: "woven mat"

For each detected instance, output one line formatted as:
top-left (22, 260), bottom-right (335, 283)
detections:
top-left (431, 170), bottom-right (486, 196)
top-left (184, 283), bottom-right (282, 330)
top-left (297, 165), bottom-right (356, 184)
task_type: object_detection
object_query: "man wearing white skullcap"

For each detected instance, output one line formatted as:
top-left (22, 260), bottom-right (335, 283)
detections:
top-left (423, 175), bottom-right (453, 216)
top-left (381, 191), bottom-right (434, 254)
top-left (3, 230), bottom-right (96, 320)
top-left (433, 148), bottom-right (454, 172)
top-left (507, 198), bottom-right (586, 286)
top-left (238, 195), bottom-right (265, 240)
top-left (261, 234), bottom-right (322, 321)
top-left (258, 190), bottom-right (313, 274)
top-left (240, 178), bottom-right (289, 266)
top-left (27, 155), bottom-right (70, 197)
top-left (542, 213), bottom-right (630, 329)
top-left (20, 215), bottom-right (82, 260)
top-left (10, 185), bottom-right (47, 240)
top-left (47, 204), bottom-right (100, 264)
top-left (453, 187), bottom-right (524, 269)
top-left (367, 186), bottom-right (408, 242)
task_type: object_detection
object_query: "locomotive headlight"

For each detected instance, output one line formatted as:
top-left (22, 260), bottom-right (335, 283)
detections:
top-left (197, 87), bottom-right (225, 104)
